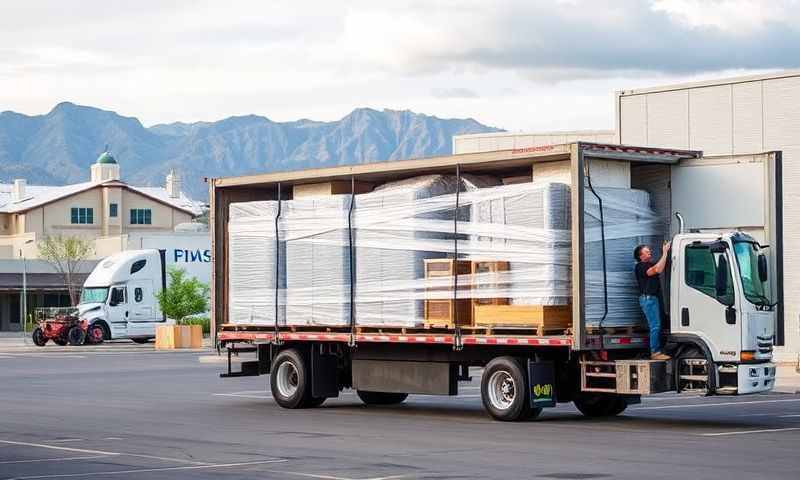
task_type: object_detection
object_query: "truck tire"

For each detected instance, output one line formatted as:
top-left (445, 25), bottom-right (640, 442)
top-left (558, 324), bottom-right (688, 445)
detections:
top-left (481, 356), bottom-right (541, 421)
top-left (270, 349), bottom-right (315, 409)
top-left (32, 328), bottom-right (47, 347)
top-left (573, 394), bottom-right (627, 417)
top-left (67, 326), bottom-right (86, 346)
top-left (356, 391), bottom-right (408, 405)
top-left (87, 324), bottom-right (106, 345)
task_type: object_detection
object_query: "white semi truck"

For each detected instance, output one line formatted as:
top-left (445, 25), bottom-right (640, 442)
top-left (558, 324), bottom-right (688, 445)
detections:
top-left (211, 142), bottom-right (781, 421)
top-left (77, 238), bottom-right (211, 343)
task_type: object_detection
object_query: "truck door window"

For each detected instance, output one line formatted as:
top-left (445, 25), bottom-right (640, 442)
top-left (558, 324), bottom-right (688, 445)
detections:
top-left (685, 245), bottom-right (734, 305)
top-left (134, 287), bottom-right (143, 303)
top-left (109, 287), bottom-right (127, 306)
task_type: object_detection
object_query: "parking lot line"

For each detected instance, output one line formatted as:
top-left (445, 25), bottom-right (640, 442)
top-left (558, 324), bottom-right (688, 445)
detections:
top-left (0, 440), bottom-right (120, 456)
top-left (0, 456), bottom-right (109, 465)
top-left (700, 427), bottom-right (800, 436)
top-left (6, 459), bottom-right (289, 480)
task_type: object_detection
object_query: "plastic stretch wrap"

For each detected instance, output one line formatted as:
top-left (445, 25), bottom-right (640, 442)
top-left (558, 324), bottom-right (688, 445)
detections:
top-left (226, 177), bottom-right (662, 331)
top-left (583, 187), bottom-right (663, 328)
top-left (227, 201), bottom-right (284, 324)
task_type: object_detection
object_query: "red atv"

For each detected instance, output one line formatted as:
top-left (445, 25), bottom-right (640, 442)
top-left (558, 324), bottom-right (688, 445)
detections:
top-left (32, 311), bottom-right (89, 347)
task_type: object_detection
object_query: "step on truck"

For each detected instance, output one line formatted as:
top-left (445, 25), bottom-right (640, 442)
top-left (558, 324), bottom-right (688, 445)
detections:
top-left (210, 142), bottom-right (783, 421)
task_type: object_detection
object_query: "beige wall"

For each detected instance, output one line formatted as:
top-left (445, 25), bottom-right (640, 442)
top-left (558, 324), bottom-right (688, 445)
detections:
top-left (0, 185), bottom-right (195, 259)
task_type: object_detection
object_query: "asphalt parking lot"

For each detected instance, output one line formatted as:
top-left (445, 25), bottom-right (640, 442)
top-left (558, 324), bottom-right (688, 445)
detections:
top-left (1, 345), bottom-right (799, 480)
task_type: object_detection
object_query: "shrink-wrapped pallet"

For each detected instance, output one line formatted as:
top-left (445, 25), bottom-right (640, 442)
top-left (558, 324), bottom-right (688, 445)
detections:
top-left (352, 175), bottom-right (497, 327)
top-left (284, 195), bottom-right (352, 326)
top-left (227, 201), bottom-right (284, 324)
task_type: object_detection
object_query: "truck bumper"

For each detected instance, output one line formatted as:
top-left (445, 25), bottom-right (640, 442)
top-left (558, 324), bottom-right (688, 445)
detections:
top-left (736, 362), bottom-right (776, 394)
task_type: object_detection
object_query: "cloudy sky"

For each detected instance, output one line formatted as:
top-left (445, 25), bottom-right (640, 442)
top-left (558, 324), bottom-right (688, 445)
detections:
top-left (1, 0), bottom-right (799, 131)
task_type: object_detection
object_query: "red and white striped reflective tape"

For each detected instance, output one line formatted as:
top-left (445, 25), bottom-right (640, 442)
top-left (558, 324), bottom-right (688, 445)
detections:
top-left (219, 330), bottom-right (572, 347)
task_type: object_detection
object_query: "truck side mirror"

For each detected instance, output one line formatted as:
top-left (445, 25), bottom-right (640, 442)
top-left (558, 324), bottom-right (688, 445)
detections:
top-left (715, 256), bottom-right (731, 304)
top-left (758, 254), bottom-right (768, 283)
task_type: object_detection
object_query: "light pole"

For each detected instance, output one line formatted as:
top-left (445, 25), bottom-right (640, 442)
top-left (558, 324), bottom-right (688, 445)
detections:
top-left (20, 239), bottom-right (34, 343)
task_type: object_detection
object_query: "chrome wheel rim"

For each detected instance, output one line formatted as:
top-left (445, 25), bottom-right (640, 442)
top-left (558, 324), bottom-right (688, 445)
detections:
top-left (487, 370), bottom-right (516, 410)
top-left (276, 361), bottom-right (299, 398)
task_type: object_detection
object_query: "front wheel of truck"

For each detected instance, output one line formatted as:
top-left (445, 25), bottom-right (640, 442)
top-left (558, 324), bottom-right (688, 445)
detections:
top-left (573, 394), bottom-right (627, 417)
top-left (270, 348), bottom-right (317, 409)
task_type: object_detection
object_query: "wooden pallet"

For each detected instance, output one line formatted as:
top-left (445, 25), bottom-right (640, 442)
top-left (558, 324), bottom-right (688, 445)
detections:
top-left (473, 304), bottom-right (571, 332)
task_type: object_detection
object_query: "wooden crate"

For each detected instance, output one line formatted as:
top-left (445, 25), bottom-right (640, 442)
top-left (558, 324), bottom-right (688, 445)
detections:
top-left (473, 304), bottom-right (572, 333)
top-left (423, 259), bottom-right (472, 328)
top-left (470, 260), bottom-right (510, 308)
top-left (423, 259), bottom-right (510, 328)
top-left (155, 325), bottom-right (203, 349)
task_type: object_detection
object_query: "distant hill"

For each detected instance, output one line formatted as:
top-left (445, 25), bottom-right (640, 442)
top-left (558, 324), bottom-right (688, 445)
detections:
top-left (0, 102), bottom-right (502, 199)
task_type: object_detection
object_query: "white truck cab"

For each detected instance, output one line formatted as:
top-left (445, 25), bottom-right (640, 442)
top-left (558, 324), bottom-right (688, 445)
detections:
top-left (78, 250), bottom-right (170, 343)
top-left (668, 229), bottom-right (776, 394)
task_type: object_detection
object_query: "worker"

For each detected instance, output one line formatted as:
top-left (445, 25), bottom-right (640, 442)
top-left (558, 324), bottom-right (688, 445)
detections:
top-left (633, 241), bottom-right (671, 360)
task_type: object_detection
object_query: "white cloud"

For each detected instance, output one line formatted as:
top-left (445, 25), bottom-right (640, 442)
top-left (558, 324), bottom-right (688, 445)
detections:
top-left (0, 0), bottom-right (798, 132)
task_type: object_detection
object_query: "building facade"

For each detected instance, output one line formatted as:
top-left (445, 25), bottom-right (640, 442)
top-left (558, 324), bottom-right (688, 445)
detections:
top-left (0, 151), bottom-right (205, 331)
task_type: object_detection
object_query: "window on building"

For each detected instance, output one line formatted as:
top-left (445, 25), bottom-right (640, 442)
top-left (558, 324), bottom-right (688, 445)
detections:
top-left (130, 208), bottom-right (152, 225)
top-left (70, 207), bottom-right (94, 224)
top-left (109, 203), bottom-right (118, 218)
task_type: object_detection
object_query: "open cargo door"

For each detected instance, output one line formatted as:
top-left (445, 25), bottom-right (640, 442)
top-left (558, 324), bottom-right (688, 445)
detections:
top-left (669, 151), bottom-right (784, 345)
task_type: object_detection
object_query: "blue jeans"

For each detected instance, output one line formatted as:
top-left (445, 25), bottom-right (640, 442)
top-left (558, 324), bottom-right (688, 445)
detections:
top-left (639, 295), bottom-right (662, 353)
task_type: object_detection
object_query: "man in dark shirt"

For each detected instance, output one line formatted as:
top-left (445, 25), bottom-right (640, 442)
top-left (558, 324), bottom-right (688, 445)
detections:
top-left (634, 241), bottom-right (671, 360)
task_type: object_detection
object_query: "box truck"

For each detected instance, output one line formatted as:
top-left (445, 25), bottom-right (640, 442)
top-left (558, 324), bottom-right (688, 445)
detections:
top-left (210, 142), bottom-right (781, 421)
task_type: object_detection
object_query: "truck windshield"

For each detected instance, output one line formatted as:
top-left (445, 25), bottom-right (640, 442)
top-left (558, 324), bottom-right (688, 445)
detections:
top-left (732, 241), bottom-right (769, 306)
top-left (79, 287), bottom-right (109, 304)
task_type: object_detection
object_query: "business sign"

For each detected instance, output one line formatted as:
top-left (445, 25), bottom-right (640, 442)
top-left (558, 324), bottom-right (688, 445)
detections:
top-left (138, 234), bottom-right (211, 284)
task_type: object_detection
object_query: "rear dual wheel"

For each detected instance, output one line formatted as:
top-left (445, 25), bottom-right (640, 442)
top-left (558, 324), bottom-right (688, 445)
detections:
top-left (481, 356), bottom-right (542, 422)
top-left (270, 349), bottom-right (327, 409)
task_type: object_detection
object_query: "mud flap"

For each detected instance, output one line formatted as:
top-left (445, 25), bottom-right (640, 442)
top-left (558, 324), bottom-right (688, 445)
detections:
top-left (528, 360), bottom-right (556, 409)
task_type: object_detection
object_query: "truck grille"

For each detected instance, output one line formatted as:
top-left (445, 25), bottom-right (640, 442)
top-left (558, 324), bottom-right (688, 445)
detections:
top-left (757, 335), bottom-right (773, 355)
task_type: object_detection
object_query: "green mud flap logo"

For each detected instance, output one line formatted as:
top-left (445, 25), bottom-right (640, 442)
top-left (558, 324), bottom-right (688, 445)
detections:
top-left (528, 360), bottom-right (556, 408)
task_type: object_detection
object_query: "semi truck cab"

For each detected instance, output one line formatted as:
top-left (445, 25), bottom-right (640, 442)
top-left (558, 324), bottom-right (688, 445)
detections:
top-left (77, 250), bottom-right (169, 343)
top-left (667, 229), bottom-right (776, 394)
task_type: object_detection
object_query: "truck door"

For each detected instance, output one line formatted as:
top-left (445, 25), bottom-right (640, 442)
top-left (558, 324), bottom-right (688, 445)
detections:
top-left (126, 279), bottom-right (158, 337)
top-left (106, 285), bottom-right (128, 338)
top-left (674, 239), bottom-right (741, 363)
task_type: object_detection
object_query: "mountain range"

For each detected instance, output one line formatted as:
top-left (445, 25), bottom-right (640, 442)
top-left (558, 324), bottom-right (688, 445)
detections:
top-left (0, 102), bottom-right (501, 200)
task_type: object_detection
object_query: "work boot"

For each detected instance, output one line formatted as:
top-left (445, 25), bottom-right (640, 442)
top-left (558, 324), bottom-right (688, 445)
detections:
top-left (651, 352), bottom-right (671, 360)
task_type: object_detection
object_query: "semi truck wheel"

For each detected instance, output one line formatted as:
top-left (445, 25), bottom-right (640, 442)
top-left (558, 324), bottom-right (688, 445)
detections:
top-left (481, 356), bottom-right (541, 421)
top-left (356, 391), bottom-right (408, 405)
top-left (270, 348), bottom-right (316, 409)
top-left (87, 324), bottom-right (105, 345)
top-left (573, 394), bottom-right (627, 417)
top-left (32, 328), bottom-right (47, 347)
top-left (67, 326), bottom-right (86, 346)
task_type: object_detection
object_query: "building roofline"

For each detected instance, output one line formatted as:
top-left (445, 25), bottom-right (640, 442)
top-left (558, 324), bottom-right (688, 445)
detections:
top-left (1, 181), bottom-right (199, 216)
top-left (453, 129), bottom-right (615, 140)
top-left (616, 69), bottom-right (800, 97)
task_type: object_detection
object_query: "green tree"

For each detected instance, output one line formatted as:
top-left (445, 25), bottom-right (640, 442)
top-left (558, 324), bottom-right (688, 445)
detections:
top-left (38, 235), bottom-right (94, 306)
top-left (155, 267), bottom-right (209, 322)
